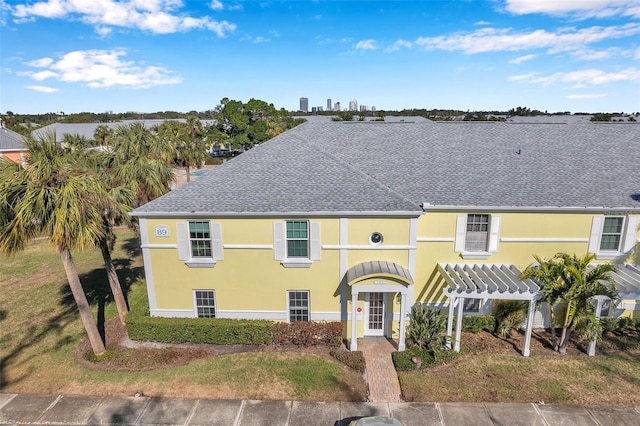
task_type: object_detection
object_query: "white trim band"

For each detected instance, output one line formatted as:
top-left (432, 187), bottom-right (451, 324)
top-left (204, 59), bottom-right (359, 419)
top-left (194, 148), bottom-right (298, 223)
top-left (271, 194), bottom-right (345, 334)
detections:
top-left (322, 245), bottom-right (416, 250)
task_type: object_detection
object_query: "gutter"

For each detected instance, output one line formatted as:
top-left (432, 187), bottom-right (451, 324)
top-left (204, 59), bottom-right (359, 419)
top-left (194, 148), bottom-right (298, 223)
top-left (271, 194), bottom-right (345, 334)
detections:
top-left (420, 203), bottom-right (640, 214)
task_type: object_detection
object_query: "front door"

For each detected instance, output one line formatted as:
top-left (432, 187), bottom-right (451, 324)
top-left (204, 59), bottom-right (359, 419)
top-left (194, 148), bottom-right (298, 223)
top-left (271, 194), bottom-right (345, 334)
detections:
top-left (365, 292), bottom-right (385, 336)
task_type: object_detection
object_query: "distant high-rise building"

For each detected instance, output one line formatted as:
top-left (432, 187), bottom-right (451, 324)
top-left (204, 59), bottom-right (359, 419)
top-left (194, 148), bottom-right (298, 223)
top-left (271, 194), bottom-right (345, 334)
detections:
top-left (360, 105), bottom-right (368, 112)
top-left (371, 106), bottom-right (376, 112)
top-left (299, 97), bottom-right (309, 112)
top-left (327, 99), bottom-right (332, 110)
top-left (311, 107), bottom-right (317, 113)
top-left (334, 102), bottom-right (341, 111)
top-left (349, 99), bottom-right (358, 111)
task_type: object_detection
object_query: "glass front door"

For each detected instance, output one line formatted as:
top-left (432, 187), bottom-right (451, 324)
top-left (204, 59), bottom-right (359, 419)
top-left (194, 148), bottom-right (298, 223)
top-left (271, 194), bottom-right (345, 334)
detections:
top-left (365, 292), bottom-right (385, 336)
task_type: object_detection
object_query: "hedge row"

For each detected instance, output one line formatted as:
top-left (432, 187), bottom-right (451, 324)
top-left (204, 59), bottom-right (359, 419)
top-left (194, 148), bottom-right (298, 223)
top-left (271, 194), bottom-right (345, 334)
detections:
top-left (459, 315), bottom-right (496, 333)
top-left (126, 313), bottom-right (344, 347)
top-left (126, 315), bottom-right (273, 345)
top-left (601, 316), bottom-right (640, 333)
top-left (329, 349), bottom-right (366, 374)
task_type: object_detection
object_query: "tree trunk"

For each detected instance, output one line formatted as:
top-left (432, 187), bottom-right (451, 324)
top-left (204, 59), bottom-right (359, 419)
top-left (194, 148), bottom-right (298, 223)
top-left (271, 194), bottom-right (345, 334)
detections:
top-left (99, 237), bottom-right (128, 324)
top-left (185, 165), bottom-right (191, 182)
top-left (59, 246), bottom-right (106, 355)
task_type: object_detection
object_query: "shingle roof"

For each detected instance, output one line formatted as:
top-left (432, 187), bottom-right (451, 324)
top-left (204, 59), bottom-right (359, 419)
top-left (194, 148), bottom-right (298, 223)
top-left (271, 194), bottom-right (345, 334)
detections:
top-left (133, 121), bottom-right (640, 216)
top-left (0, 127), bottom-right (26, 151)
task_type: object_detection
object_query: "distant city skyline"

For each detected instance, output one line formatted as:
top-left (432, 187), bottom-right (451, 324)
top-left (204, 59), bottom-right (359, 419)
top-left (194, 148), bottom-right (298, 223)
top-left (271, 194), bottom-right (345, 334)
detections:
top-left (1, 1), bottom-right (638, 114)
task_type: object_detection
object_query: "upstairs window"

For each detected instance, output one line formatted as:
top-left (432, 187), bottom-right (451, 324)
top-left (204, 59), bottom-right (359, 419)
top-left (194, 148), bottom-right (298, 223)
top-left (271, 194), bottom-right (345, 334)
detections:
top-left (286, 221), bottom-right (309, 258)
top-left (465, 214), bottom-right (490, 252)
top-left (189, 221), bottom-right (212, 257)
top-left (599, 217), bottom-right (624, 251)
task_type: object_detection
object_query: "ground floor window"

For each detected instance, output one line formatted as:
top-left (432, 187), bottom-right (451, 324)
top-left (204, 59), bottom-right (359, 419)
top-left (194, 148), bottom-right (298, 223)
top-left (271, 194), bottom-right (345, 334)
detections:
top-left (287, 290), bottom-right (309, 322)
top-left (194, 290), bottom-right (216, 318)
top-left (464, 298), bottom-right (481, 313)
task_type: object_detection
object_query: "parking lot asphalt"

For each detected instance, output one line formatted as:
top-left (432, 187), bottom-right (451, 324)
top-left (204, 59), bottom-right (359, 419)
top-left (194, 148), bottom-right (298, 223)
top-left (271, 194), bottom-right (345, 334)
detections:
top-left (1, 394), bottom-right (639, 425)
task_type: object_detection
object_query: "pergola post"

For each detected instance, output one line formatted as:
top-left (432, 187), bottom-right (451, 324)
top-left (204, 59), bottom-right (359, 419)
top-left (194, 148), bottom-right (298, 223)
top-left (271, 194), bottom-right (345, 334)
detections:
top-left (398, 293), bottom-right (407, 351)
top-left (446, 297), bottom-right (455, 349)
top-left (588, 296), bottom-right (608, 356)
top-left (454, 297), bottom-right (464, 352)
top-left (350, 290), bottom-right (359, 351)
top-left (522, 299), bottom-right (536, 357)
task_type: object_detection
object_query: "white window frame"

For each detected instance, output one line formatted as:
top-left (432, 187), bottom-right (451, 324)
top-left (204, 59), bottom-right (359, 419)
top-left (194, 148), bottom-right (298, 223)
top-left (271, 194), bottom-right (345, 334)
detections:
top-left (287, 290), bottom-right (310, 322)
top-left (588, 215), bottom-right (638, 260)
top-left (273, 221), bottom-right (321, 268)
top-left (177, 221), bottom-right (223, 268)
top-left (455, 214), bottom-right (500, 259)
top-left (193, 289), bottom-right (216, 318)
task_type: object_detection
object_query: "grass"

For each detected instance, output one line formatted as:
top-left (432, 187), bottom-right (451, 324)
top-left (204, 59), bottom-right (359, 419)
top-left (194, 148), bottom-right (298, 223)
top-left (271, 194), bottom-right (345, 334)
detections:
top-left (399, 342), bottom-right (640, 406)
top-left (0, 229), bottom-right (367, 401)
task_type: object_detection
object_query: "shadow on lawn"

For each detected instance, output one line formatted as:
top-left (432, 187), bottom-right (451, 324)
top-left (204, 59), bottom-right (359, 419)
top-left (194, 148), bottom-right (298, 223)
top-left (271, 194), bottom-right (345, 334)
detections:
top-left (1, 251), bottom-right (143, 390)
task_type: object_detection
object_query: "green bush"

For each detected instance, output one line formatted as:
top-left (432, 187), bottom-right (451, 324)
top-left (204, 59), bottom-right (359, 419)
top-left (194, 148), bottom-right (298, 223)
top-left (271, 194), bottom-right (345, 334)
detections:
top-left (392, 347), bottom-right (459, 371)
top-left (492, 300), bottom-right (527, 337)
top-left (330, 349), bottom-right (365, 374)
top-left (600, 317), bottom-right (619, 333)
top-left (406, 304), bottom-right (448, 353)
top-left (271, 321), bottom-right (343, 347)
top-left (126, 314), bottom-right (273, 345)
top-left (458, 315), bottom-right (496, 333)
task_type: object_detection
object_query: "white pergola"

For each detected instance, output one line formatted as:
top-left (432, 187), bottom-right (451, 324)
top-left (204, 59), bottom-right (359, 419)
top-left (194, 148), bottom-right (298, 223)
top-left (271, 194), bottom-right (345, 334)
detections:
top-left (588, 264), bottom-right (640, 355)
top-left (438, 263), bottom-right (541, 356)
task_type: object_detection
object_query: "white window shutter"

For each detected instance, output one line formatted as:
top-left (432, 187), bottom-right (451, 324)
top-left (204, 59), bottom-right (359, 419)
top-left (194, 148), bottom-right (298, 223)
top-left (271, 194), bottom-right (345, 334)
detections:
top-left (176, 222), bottom-right (189, 260)
top-left (454, 215), bottom-right (467, 253)
top-left (588, 216), bottom-right (604, 253)
top-left (310, 222), bottom-right (321, 261)
top-left (273, 222), bottom-right (285, 261)
top-left (488, 215), bottom-right (501, 252)
top-left (623, 216), bottom-right (638, 252)
top-left (211, 222), bottom-right (223, 260)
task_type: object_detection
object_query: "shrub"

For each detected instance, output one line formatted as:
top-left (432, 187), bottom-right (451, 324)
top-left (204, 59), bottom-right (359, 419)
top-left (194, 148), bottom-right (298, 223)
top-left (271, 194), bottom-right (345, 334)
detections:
top-left (330, 349), bottom-right (365, 374)
top-left (492, 300), bottom-right (527, 337)
top-left (600, 317), bottom-right (619, 333)
top-left (392, 347), bottom-right (459, 371)
top-left (126, 314), bottom-right (273, 345)
top-left (406, 304), bottom-right (447, 354)
top-left (458, 315), bottom-right (496, 333)
top-left (271, 321), bottom-right (343, 347)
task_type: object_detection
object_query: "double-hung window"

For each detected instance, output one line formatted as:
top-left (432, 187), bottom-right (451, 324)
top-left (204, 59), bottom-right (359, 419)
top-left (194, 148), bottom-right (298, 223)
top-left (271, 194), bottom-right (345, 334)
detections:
top-left (465, 214), bottom-right (490, 252)
top-left (194, 290), bottom-right (216, 318)
top-left (589, 215), bottom-right (638, 259)
top-left (455, 214), bottom-right (500, 259)
top-left (599, 217), bottom-right (624, 251)
top-left (189, 221), bottom-right (212, 257)
top-left (286, 221), bottom-right (309, 258)
top-left (288, 290), bottom-right (310, 322)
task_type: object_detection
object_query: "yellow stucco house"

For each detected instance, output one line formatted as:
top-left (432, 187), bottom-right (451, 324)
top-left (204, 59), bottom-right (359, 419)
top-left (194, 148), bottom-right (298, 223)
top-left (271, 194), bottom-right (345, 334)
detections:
top-left (131, 121), bottom-right (640, 354)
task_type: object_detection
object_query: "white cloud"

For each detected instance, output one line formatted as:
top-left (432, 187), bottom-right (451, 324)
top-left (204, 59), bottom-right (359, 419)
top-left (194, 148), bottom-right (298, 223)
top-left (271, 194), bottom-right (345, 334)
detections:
top-left (11, 0), bottom-right (236, 36)
top-left (21, 49), bottom-right (182, 88)
top-left (253, 36), bottom-right (270, 43)
top-left (510, 67), bottom-right (640, 86)
top-left (508, 54), bottom-right (536, 64)
top-left (385, 39), bottom-right (412, 53)
top-left (355, 39), bottom-right (377, 50)
top-left (504, 0), bottom-right (640, 19)
top-left (27, 85), bottom-right (60, 93)
top-left (566, 93), bottom-right (608, 99)
top-left (209, 0), bottom-right (223, 11)
top-left (474, 20), bottom-right (491, 26)
top-left (412, 23), bottom-right (640, 55)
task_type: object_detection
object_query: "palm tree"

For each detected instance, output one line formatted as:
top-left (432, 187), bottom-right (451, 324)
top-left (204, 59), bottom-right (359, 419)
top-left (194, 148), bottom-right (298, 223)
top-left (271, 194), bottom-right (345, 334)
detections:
top-left (93, 125), bottom-right (113, 151)
top-left (0, 135), bottom-right (108, 355)
top-left (522, 253), bottom-right (618, 355)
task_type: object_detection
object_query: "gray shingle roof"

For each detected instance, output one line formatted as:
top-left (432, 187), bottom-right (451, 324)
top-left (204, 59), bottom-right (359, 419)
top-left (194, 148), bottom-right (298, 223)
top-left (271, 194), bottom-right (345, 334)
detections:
top-left (0, 127), bottom-right (26, 151)
top-left (133, 121), bottom-right (640, 216)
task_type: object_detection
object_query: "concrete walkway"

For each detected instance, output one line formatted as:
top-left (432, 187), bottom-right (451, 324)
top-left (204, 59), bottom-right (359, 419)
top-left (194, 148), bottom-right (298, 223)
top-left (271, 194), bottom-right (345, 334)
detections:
top-left (2, 393), bottom-right (639, 425)
top-left (358, 338), bottom-right (402, 403)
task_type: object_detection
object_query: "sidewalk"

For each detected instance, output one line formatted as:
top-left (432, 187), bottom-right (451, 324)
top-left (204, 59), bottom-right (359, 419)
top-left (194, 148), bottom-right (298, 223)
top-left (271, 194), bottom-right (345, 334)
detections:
top-left (1, 393), bottom-right (639, 425)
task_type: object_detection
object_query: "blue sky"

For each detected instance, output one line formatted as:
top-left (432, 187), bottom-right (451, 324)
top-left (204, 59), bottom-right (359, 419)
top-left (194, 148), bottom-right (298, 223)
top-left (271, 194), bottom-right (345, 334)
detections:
top-left (1, 0), bottom-right (639, 114)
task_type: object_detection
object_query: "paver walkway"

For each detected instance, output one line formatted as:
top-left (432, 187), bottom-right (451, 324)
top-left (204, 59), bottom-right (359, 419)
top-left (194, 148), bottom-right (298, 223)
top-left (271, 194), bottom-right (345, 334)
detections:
top-left (358, 338), bottom-right (402, 403)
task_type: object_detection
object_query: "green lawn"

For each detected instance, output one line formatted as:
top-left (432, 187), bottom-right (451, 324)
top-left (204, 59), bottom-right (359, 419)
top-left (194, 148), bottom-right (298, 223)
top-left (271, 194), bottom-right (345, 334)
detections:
top-left (0, 230), bottom-right (366, 401)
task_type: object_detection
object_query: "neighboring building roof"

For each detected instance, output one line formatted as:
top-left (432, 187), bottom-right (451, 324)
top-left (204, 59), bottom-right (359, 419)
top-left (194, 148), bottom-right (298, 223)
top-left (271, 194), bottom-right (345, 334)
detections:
top-left (33, 119), bottom-right (216, 143)
top-left (133, 121), bottom-right (640, 217)
top-left (0, 127), bottom-right (27, 151)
